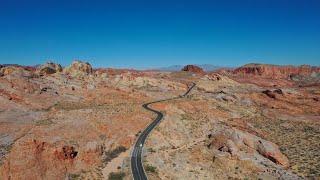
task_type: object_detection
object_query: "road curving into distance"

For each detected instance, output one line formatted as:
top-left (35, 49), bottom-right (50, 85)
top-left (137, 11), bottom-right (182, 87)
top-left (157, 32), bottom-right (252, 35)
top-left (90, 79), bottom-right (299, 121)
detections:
top-left (131, 83), bottom-right (196, 180)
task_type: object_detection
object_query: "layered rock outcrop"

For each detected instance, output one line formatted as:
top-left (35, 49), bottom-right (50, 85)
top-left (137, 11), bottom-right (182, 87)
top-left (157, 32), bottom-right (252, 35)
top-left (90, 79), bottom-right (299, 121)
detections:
top-left (181, 65), bottom-right (204, 74)
top-left (0, 66), bottom-right (33, 77)
top-left (0, 65), bottom-right (3, 76)
top-left (201, 73), bottom-right (222, 81)
top-left (262, 89), bottom-right (284, 99)
top-left (63, 60), bottom-right (93, 77)
top-left (233, 64), bottom-right (320, 79)
top-left (208, 128), bottom-right (289, 167)
top-left (37, 62), bottom-right (62, 75)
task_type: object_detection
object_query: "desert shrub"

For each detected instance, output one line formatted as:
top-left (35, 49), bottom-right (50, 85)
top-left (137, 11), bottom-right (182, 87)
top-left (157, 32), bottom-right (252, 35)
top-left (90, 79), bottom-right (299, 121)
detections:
top-left (0, 143), bottom-right (13, 165)
top-left (303, 126), bottom-right (315, 133)
top-left (67, 173), bottom-right (81, 180)
top-left (148, 147), bottom-right (156, 153)
top-left (145, 164), bottom-right (157, 173)
top-left (181, 113), bottom-right (193, 121)
top-left (99, 134), bottom-right (107, 140)
top-left (35, 119), bottom-right (54, 126)
top-left (108, 172), bottom-right (125, 180)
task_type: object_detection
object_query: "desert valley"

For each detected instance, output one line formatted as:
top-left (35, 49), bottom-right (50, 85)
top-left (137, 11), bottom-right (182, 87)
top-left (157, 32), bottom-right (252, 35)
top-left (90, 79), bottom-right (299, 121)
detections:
top-left (0, 61), bottom-right (319, 179)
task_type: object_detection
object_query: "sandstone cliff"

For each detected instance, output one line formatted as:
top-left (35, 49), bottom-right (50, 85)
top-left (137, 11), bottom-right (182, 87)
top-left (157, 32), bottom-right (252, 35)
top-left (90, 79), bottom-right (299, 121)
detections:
top-left (233, 64), bottom-right (320, 79)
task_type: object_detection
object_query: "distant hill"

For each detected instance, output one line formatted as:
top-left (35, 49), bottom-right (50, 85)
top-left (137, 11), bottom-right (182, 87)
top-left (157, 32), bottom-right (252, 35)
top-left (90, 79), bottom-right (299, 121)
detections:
top-left (157, 64), bottom-right (226, 72)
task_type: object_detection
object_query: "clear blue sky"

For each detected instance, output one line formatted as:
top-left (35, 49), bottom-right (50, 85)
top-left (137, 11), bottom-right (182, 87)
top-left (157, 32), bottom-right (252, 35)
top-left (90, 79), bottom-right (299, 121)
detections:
top-left (0, 0), bottom-right (319, 69)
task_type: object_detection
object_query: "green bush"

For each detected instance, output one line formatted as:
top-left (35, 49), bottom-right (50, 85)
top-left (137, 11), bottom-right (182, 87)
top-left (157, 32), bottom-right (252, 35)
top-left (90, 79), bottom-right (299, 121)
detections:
top-left (145, 164), bottom-right (157, 173)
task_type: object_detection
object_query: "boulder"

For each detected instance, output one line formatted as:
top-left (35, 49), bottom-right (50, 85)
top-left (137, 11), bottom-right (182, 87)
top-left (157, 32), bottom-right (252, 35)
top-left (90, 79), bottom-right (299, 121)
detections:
top-left (262, 89), bottom-right (284, 99)
top-left (181, 65), bottom-right (204, 74)
top-left (37, 62), bottom-right (62, 75)
top-left (210, 133), bottom-right (229, 150)
top-left (63, 60), bottom-right (93, 77)
top-left (208, 128), bottom-right (289, 168)
top-left (256, 140), bottom-right (289, 167)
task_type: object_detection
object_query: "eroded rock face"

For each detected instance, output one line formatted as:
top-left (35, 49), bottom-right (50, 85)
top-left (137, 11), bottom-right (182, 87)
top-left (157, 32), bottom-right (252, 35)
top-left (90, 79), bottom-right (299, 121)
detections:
top-left (202, 73), bottom-right (222, 81)
top-left (0, 65), bottom-right (3, 72)
top-left (262, 90), bottom-right (276, 99)
top-left (63, 60), bottom-right (93, 77)
top-left (55, 146), bottom-right (78, 160)
top-left (0, 66), bottom-right (154, 179)
top-left (37, 62), bottom-right (62, 75)
top-left (0, 66), bottom-right (33, 77)
top-left (256, 140), bottom-right (288, 166)
top-left (209, 128), bottom-right (289, 168)
top-left (233, 64), bottom-right (320, 79)
top-left (0, 65), bottom-right (3, 77)
top-left (110, 72), bottom-right (186, 92)
top-left (181, 65), bottom-right (204, 74)
top-left (262, 89), bottom-right (285, 99)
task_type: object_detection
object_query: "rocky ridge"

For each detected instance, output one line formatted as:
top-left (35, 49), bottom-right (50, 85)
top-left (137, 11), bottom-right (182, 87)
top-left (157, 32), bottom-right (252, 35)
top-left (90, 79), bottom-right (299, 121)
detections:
top-left (233, 63), bottom-right (320, 79)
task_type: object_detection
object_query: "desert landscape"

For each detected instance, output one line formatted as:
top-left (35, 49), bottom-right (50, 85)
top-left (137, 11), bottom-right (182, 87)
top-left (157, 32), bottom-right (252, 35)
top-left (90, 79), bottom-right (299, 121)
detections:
top-left (1, 0), bottom-right (320, 179)
top-left (0, 61), bottom-right (319, 179)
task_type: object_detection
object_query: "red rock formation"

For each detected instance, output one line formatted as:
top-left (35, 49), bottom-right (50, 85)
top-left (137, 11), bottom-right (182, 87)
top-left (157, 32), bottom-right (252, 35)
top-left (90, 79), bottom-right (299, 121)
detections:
top-left (233, 64), bottom-right (320, 79)
top-left (181, 65), bottom-right (204, 74)
top-left (209, 129), bottom-right (290, 168)
top-left (55, 146), bottom-right (78, 160)
top-left (256, 140), bottom-right (289, 167)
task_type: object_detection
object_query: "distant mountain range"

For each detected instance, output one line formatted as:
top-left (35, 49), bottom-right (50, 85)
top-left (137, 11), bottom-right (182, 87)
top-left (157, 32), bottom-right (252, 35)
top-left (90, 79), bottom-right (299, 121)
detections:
top-left (156, 64), bottom-right (231, 72)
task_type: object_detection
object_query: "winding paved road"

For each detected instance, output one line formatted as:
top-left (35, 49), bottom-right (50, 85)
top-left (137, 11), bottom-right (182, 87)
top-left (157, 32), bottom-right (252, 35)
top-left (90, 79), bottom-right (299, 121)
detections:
top-left (131, 83), bottom-right (196, 180)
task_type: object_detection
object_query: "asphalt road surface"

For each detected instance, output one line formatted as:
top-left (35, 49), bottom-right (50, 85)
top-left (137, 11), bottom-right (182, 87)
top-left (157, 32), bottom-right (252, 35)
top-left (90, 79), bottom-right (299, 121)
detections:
top-left (131, 83), bottom-right (196, 180)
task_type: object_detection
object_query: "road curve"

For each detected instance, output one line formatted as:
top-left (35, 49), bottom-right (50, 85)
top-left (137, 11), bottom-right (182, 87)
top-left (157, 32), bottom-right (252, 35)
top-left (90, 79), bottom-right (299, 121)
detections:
top-left (131, 83), bottom-right (196, 180)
